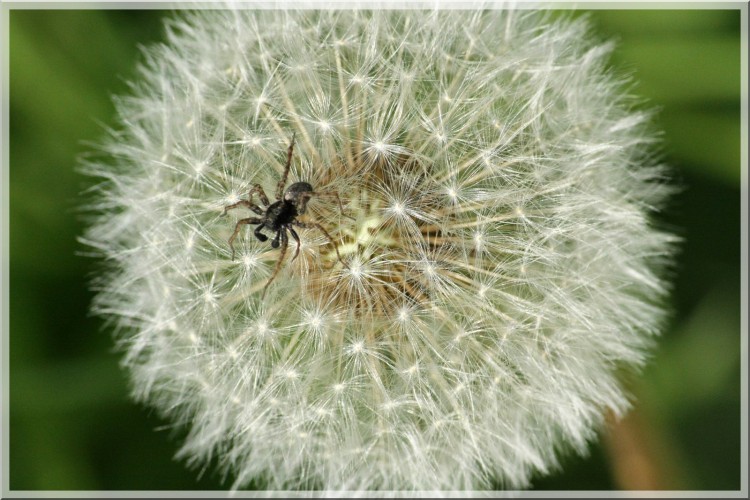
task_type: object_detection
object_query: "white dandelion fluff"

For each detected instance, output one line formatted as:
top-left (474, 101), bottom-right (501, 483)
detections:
top-left (82, 7), bottom-right (677, 491)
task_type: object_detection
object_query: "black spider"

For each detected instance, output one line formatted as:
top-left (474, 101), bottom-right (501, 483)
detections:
top-left (223, 132), bottom-right (350, 297)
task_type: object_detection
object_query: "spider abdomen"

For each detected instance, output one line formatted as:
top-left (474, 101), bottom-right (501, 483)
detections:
top-left (285, 182), bottom-right (314, 200)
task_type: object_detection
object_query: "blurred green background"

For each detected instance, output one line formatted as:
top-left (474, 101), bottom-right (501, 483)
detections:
top-left (7, 8), bottom-right (744, 491)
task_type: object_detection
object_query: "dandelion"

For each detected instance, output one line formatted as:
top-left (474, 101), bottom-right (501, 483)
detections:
top-left (82, 7), bottom-right (677, 491)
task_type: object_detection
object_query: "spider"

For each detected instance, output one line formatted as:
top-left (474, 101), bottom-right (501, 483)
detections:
top-left (222, 132), bottom-right (350, 297)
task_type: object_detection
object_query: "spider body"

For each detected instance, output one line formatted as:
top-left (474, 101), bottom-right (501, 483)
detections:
top-left (223, 133), bottom-right (349, 297)
top-left (263, 200), bottom-right (299, 233)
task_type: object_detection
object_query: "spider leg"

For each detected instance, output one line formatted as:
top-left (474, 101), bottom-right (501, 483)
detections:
top-left (222, 199), bottom-right (263, 216)
top-left (292, 220), bottom-right (348, 269)
top-left (248, 184), bottom-right (270, 207)
top-left (312, 190), bottom-right (355, 221)
top-left (271, 230), bottom-right (282, 248)
top-left (263, 228), bottom-right (288, 299)
top-left (228, 217), bottom-right (263, 260)
top-left (275, 132), bottom-right (296, 200)
top-left (254, 223), bottom-right (269, 242)
top-left (288, 226), bottom-right (301, 262)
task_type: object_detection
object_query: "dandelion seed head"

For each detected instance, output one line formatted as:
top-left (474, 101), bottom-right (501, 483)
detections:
top-left (349, 340), bottom-right (365, 355)
top-left (255, 320), bottom-right (270, 336)
top-left (241, 253), bottom-right (258, 268)
top-left (397, 306), bottom-right (411, 323)
top-left (83, 8), bottom-right (676, 491)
